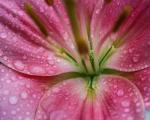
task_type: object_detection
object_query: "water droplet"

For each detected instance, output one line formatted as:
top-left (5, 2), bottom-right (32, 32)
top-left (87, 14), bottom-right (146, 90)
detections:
top-left (127, 116), bottom-right (133, 120)
top-left (121, 100), bottom-right (130, 107)
top-left (0, 33), bottom-right (7, 39)
top-left (2, 111), bottom-right (7, 115)
top-left (30, 66), bottom-right (45, 74)
top-left (14, 60), bottom-right (25, 70)
top-left (9, 96), bottom-right (18, 105)
top-left (20, 91), bottom-right (28, 99)
top-left (132, 54), bottom-right (140, 63)
top-left (117, 89), bottom-right (124, 96)
top-left (95, 9), bottom-right (100, 14)
top-left (124, 108), bottom-right (130, 112)
top-left (47, 55), bottom-right (55, 66)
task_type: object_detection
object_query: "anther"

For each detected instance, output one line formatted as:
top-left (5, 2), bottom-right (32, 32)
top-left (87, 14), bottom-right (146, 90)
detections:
top-left (45, 0), bottom-right (54, 6)
top-left (63, 0), bottom-right (89, 56)
top-left (112, 5), bottom-right (131, 32)
top-left (104, 0), bottom-right (112, 4)
top-left (24, 3), bottom-right (49, 36)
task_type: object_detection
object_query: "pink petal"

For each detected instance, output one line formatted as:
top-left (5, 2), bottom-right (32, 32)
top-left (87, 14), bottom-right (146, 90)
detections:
top-left (0, 64), bottom-right (48, 120)
top-left (91, 0), bottom-right (140, 49)
top-left (95, 75), bottom-right (145, 120)
top-left (95, 0), bottom-right (150, 72)
top-left (13, 0), bottom-right (76, 51)
top-left (35, 75), bottom-right (144, 120)
top-left (35, 79), bottom-right (87, 120)
top-left (132, 68), bottom-right (150, 110)
top-left (0, 1), bottom-right (77, 76)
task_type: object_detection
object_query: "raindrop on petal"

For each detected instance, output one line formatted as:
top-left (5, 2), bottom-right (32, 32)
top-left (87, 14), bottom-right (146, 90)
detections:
top-left (9, 96), bottom-right (18, 105)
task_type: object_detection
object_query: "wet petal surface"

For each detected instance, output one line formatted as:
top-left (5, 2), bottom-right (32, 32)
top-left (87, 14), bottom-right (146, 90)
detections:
top-left (35, 75), bottom-right (145, 120)
top-left (104, 0), bottom-right (150, 71)
top-left (0, 0), bottom-right (77, 76)
top-left (0, 64), bottom-right (48, 120)
top-left (91, 0), bottom-right (140, 50)
top-left (132, 68), bottom-right (150, 110)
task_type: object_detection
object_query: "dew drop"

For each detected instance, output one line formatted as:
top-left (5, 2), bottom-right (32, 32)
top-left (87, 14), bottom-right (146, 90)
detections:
top-left (2, 111), bottom-right (7, 116)
top-left (132, 55), bottom-right (140, 63)
top-left (95, 9), bottom-right (100, 14)
top-left (121, 100), bottom-right (130, 107)
top-left (47, 55), bottom-right (55, 66)
top-left (9, 96), bottom-right (18, 105)
top-left (20, 91), bottom-right (28, 99)
top-left (117, 89), bottom-right (124, 96)
top-left (14, 60), bottom-right (25, 70)
top-left (0, 33), bottom-right (7, 39)
top-left (30, 66), bottom-right (45, 74)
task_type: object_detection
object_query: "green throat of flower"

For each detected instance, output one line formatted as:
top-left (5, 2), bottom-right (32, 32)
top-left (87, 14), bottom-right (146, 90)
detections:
top-left (24, 0), bottom-right (132, 93)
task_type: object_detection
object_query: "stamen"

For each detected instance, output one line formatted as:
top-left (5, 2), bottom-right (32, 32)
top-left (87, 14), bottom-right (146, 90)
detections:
top-left (104, 0), bottom-right (112, 4)
top-left (63, 0), bottom-right (89, 55)
top-left (45, 0), bottom-right (54, 6)
top-left (24, 3), bottom-right (48, 36)
top-left (112, 5), bottom-right (131, 32)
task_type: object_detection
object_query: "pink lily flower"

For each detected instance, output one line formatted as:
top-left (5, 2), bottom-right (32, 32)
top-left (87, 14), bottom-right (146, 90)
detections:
top-left (0, 0), bottom-right (150, 120)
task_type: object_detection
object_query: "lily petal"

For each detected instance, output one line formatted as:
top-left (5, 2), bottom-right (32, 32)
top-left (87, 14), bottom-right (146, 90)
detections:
top-left (35, 75), bottom-right (144, 120)
top-left (35, 79), bottom-right (87, 120)
top-left (100, 0), bottom-right (150, 72)
top-left (132, 68), bottom-right (150, 110)
top-left (0, 64), bottom-right (47, 120)
top-left (95, 75), bottom-right (145, 120)
top-left (0, 0), bottom-right (77, 76)
top-left (91, 0), bottom-right (140, 49)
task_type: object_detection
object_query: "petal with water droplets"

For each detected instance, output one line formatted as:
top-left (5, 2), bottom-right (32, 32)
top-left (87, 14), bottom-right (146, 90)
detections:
top-left (94, 75), bottom-right (145, 120)
top-left (91, 0), bottom-right (140, 50)
top-left (0, 0), bottom-right (77, 76)
top-left (132, 68), bottom-right (150, 110)
top-left (35, 75), bottom-right (145, 120)
top-left (0, 64), bottom-right (48, 120)
top-left (102, 1), bottom-right (150, 72)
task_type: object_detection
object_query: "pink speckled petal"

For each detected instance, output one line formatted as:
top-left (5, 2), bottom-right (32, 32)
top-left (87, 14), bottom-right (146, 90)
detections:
top-left (0, 64), bottom-right (48, 120)
top-left (101, 0), bottom-right (150, 71)
top-left (35, 79), bottom-right (87, 120)
top-left (91, 0), bottom-right (140, 49)
top-left (0, 1), bottom-right (77, 76)
top-left (132, 68), bottom-right (150, 110)
top-left (35, 75), bottom-right (144, 120)
top-left (14, 0), bottom-right (76, 52)
top-left (105, 27), bottom-right (150, 71)
top-left (94, 75), bottom-right (145, 120)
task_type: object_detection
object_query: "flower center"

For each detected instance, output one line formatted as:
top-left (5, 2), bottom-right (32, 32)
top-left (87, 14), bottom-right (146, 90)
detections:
top-left (24, 0), bottom-right (131, 90)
